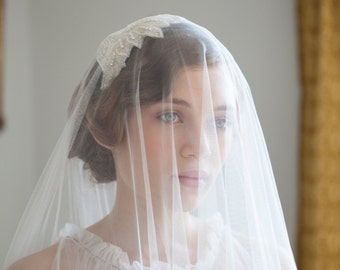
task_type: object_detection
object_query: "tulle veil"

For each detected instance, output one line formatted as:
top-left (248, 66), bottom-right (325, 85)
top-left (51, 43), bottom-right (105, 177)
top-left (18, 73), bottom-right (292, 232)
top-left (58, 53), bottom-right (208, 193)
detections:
top-left (3, 14), bottom-right (297, 270)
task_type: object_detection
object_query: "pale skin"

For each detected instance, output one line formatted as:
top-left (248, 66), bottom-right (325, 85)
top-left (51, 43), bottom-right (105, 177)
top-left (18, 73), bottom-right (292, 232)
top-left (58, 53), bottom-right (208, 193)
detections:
top-left (7, 66), bottom-right (233, 269)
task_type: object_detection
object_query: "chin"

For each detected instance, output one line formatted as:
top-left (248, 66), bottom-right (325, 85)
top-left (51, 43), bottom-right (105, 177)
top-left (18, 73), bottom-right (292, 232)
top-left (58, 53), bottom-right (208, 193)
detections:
top-left (180, 192), bottom-right (202, 212)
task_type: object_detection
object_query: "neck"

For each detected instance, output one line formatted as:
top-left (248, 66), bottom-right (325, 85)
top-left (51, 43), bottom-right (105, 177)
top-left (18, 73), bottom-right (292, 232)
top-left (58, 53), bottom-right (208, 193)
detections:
top-left (103, 180), bottom-right (197, 264)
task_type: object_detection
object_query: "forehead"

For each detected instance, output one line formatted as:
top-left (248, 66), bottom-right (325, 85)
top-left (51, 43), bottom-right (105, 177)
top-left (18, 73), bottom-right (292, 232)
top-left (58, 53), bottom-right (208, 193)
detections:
top-left (170, 66), bottom-right (236, 106)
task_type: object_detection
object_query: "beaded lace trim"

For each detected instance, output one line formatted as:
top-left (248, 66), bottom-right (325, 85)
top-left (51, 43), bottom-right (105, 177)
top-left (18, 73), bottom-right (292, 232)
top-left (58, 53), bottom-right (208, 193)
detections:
top-left (96, 15), bottom-right (182, 90)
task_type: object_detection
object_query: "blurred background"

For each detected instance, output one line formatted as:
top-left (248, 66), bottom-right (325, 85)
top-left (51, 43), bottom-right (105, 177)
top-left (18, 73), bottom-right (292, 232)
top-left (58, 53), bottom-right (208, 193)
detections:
top-left (0, 0), bottom-right (338, 269)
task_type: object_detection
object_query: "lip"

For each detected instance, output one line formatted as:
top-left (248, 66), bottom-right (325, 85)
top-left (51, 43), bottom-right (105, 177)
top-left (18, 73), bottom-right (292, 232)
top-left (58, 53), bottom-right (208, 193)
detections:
top-left (177, 170), bottom-right (209, 188)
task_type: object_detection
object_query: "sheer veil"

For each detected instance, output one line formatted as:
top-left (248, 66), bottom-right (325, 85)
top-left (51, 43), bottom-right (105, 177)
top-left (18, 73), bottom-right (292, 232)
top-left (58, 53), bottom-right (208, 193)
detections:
top-left (3, 15), bottom-right (297, 269)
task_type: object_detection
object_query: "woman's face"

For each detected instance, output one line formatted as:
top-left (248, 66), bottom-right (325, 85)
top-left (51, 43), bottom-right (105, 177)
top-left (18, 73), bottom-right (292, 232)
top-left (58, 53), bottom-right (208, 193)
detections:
top-left (114, 66), bottom-right (236, 212)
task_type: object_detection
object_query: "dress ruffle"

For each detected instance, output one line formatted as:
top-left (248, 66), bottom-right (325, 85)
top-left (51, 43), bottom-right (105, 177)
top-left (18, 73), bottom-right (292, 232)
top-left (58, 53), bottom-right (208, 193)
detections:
top-left (58, 215), bottom-right (227, 270)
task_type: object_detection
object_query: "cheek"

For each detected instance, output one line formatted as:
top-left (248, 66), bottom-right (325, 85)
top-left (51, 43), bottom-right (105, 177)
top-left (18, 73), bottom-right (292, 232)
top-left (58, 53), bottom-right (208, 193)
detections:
top-left (143, 130), bottom-right (174, 171)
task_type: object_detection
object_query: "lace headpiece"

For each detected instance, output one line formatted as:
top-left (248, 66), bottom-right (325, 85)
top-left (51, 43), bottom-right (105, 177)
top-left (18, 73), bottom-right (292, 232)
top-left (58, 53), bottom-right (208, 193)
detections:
top-left (96, 15), bottom-right (183, 90)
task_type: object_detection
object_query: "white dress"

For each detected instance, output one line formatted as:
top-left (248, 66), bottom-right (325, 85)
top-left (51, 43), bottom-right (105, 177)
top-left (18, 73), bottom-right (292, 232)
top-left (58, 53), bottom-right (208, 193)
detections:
top-left (54, 216), bottom-right (250, 270)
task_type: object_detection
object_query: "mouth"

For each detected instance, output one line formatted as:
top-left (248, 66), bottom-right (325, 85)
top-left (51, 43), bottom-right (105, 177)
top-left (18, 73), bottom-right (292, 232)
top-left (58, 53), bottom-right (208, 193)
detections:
top-left (177, 171), bottom-right (209, 188)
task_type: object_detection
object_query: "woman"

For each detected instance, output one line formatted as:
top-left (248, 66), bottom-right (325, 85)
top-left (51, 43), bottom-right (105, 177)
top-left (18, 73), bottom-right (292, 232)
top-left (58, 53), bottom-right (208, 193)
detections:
top-left (4, 14), bottom-right (296, 269)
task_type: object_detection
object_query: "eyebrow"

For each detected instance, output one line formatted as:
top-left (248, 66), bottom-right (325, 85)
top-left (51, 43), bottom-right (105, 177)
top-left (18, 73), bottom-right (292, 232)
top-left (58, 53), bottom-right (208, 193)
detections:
top-left (163, 98), bottom-right (232, 112)
top-left (215, 105), bottom-right (228, 111)
top-left (165, 98), bottom-right (191, 108)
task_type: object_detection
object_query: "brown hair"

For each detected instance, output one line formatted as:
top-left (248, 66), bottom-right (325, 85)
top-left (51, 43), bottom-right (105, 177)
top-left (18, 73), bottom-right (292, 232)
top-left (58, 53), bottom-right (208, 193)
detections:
top-left (69, 22), bottom-right (221, 183)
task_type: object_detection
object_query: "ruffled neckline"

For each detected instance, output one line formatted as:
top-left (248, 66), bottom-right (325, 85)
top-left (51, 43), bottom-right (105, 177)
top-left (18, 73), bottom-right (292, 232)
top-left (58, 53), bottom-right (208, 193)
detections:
top-left (59, 215), bottom-right (225, 270)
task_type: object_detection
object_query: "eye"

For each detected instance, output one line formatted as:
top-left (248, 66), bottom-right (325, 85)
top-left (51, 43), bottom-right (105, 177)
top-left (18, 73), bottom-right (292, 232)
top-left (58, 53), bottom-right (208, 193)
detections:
top-left (215, 117), bottom-right (233, 129)
top-left (158, 112), bottom-right (180, 123)
top-left (215, 118), bottom-right (227, 129)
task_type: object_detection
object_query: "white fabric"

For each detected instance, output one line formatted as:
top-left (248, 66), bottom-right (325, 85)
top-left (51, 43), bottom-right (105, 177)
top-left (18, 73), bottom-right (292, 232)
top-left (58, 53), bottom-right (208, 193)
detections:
top-left (3, 14), bottom-right (297, 270)
top-left (56, 215), bottom-right (250, 269)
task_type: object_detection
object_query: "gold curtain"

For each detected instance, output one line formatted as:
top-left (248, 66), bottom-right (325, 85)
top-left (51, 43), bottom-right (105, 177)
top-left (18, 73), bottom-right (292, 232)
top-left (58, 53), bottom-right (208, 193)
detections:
top-left (298, 0), bottom-right (340, 269)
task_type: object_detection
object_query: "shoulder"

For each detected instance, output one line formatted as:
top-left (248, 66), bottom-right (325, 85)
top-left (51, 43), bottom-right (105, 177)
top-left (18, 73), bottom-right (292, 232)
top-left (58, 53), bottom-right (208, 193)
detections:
top-left (231, 232), bottom-right (296, 268)
top-left (6, 244), bottom-right (58, 270)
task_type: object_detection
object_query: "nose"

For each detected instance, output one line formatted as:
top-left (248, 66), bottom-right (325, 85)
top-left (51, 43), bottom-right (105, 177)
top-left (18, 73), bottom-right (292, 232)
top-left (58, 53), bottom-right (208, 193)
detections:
top-left (180, 124), bottom-right (213, 159)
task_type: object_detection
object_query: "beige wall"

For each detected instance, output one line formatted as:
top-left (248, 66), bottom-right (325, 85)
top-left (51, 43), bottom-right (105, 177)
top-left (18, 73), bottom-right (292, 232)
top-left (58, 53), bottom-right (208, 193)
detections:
top-left (0, 0), bottom-right (300, 266)
top-left (0, 0), bottom-right (34, 266)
